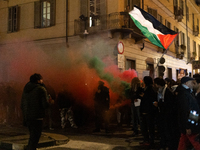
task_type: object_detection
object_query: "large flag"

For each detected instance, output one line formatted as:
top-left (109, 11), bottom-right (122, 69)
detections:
top-left (129, 6), bottom-right (178, 50)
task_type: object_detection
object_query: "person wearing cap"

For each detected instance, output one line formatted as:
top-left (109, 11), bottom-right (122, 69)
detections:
top-left (175, 77), bottom-right (200, 150)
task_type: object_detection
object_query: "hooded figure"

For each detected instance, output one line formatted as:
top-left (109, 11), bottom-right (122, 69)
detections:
top-left (21, 73), bottom-right (49, 150)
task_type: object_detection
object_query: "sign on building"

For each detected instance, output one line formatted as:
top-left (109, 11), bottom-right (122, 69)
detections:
top-left (118, 54), bottom-right (124, 68)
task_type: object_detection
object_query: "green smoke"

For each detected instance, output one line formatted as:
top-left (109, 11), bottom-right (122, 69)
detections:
top-left (87, 56), bottom-right (131, 98)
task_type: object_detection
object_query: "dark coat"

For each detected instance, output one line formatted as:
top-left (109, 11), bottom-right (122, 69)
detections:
top-left (94, 85), bottom-right (110, 110)
top-left (176, 84), bottom-right (200, 134)
top-left (140, 85), bottom-right (157, 114)
top-left (57, 90), bottom-right (73, 109)
top-left (21, 82), bottom-right (49, 122)
top-left (130, 87), bottom-right (144, 104)
top-left (158, 87), bottom-right (175, 115)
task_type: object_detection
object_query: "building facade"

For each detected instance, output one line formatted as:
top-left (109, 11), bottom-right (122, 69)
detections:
top-left (1, 0), bottom-right (200, 81)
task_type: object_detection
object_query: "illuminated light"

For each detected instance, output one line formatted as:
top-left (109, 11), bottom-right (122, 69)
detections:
top-left (193, 111), bottom-right (196, 115)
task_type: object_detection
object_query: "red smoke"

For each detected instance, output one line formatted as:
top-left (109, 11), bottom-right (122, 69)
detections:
top-left (0, 39), bottom-right (138, 125)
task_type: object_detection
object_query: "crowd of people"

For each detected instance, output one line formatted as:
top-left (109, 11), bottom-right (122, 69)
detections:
top-left (120, 75), bottom-right (200, 150)
top-left (19, 72), bottom-right (200, 150)
top-left (92, 75), bottom-right (200, 150)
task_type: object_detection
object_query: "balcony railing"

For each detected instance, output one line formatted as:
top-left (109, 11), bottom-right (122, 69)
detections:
top-left (193, 25), bottom-right (199, 36)
top-left (74, 12), bottom-right (142, 35)
top-left (174, 6), bottom-right (183, 22)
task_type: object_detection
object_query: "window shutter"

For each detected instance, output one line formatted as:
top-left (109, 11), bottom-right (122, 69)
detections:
top-left (15, 6), bottom-right (20, 31)
top-left (34, 1), bottom-right (41, 28)
top-left (8, 7), bottom-right (12, 32)
top-left (100, 0), bottom-right (107, 29)
top-left (50, 0), bottom-right (56, 26)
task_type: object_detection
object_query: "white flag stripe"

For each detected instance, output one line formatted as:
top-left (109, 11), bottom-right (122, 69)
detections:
top-left (129, 7), bottom-right (164, 36)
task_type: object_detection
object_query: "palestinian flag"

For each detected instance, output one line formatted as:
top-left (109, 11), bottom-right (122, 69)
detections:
top-left (129, 6), bottom-right (178, 50)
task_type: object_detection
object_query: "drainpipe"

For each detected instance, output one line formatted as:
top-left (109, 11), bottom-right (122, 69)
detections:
top-left (185, 0), bottom-right (189, 63)
top-left (66, 0), bottom-right (69, 47)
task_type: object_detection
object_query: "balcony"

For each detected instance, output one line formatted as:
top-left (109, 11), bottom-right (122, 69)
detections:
top-left (74, 12), bottom-right (145, 41)
top-left (193, 25), bottom-right (199, 36)
top-left (174, 6), bottom-right (183, 22)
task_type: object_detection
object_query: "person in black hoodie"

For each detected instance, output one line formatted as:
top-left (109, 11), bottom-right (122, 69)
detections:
top-left (154, 78), bottom-right (177, 150)
top-left (93, 81), bottom-right (110, 133)
top-left (176, 77), bottom-right (200, 150)
top-left (21, 73), bottom-right (50, 150)
top-left (139, 76), bottom-right (157, 148)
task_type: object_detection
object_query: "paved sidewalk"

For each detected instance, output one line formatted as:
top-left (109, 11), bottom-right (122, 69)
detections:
top-left (0, 125), bottom-right (69, 150)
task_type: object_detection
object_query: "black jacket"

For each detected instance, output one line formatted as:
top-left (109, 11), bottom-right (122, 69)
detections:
top-left (21, 82), bottom-right (49, 122)
top-left (176, 84), bottom-right (200, 134)
top-left (158, 87), bottom-right (175, 115)
top-left (94, 85), bottom-right (110, 110)
top-left (130, 87), bottom-right (144, 104)
top-left (57, 90), bottom-right (73, 109)
top-left (140, 85), bottom-right (157, 114)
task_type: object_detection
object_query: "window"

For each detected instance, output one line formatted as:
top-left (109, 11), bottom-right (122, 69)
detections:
top-left (126, 59), bottom-right (136, 70)
top-left (199, 44), bottom-right (200, 60)
top-left (90, 0), bottom-right (100, 27)
top-left (147, 7), bottom-right (157, 19)
top-left (188, 36), bottom-right (190, 58)
top-left (167, 68), bottom-right (172, 79)
top-left (80, 0), bottom-right (106, 29)
top-left (157, 14), bottom-right (162, 23)
top-left (176, 69), bottom-right (179, 81)
top-left (34, 0), bottom-right (56, 28)
top-left (8, 6), bottom-right (20, 32)
top-left (147, 63), bottom-right (154, 79)
top-left (193, 41), bottom-right (196, 53)
top-left (179, 0), bottom-right (184, 16)
top-left (193, 13), bottom-right (195, 27)
top-left (165, 20), bottom-right (171, 29)
top-left (181, 32), bottom-right (185, 45)
top-left (174, 27), bottom-right (179, 52)
top-left (186, 6), bottom-right (189, 21)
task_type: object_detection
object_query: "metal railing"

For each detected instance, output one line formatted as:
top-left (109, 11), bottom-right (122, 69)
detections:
top-left (74, 12), bottom-right (139, 35)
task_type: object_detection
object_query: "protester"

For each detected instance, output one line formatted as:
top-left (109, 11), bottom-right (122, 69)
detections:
top-left (175, 77), bottom-right (200, 150)
top-left (139, 76), bottom-right (157, 148)
top-left (154, 78), bottom-right (177, 150)
top-left (93, 81), bottom-right (110, 133)
top-left (57, 88), bottom-right (78, 129)
top-left (21, 73), bottom-right (51, 150)
top-left (194, 78), bottom-right (200, 108)
top-left (43, 82), bottom-right (56, 130)
top-left (130, 77), bottom-right (143, 136)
